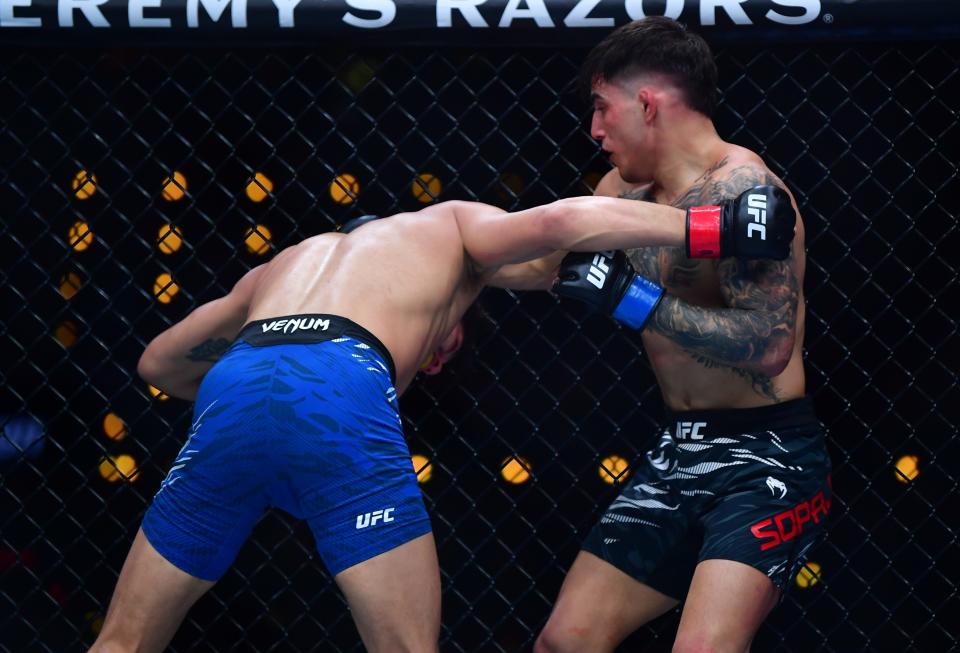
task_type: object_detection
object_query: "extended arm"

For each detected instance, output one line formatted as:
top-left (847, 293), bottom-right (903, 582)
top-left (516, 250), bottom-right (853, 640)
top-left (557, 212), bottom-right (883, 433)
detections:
top-left (452, 197), bottom-right (687, 290)
top-left (452, 197), bottom-right (686, 270)
top-left (137, 265), bottom-right (265, 401)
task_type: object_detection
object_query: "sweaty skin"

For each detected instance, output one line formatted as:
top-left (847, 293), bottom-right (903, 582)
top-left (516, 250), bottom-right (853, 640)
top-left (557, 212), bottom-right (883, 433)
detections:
top-left (595, 148), bottom-right (807, 409)
top-left (137, 197), bottom-right (690, 401)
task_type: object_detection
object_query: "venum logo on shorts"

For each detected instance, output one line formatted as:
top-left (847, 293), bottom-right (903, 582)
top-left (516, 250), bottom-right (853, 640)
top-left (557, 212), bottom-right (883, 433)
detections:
top-left (765, 476), bottom-right (787, 499)
top-left (355, 507), bottom-right (395, 529)
top-left (750, 485), bottom-right (830, 551)
top-left (261, 317), bottom-right (330, 334)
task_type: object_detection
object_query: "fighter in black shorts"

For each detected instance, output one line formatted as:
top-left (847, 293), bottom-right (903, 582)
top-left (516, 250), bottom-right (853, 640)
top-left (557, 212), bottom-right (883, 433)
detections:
top-left (582, 399), bottom-right (830, 601)
top-left (533, 17), bottom-right (832, 653)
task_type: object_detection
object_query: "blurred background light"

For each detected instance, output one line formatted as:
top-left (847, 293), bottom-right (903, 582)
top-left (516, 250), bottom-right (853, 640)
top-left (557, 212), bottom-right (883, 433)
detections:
top-left (98, 454), bottom-right (139, 483)
top-left (412, 173), bottom-right (442, 203)
top-left (157, 224), bottom-right (184, 254)
top-left (68, 221), bottom-right (94, 252)
top-left (599, 455), bottom-right (630, 485)
top-left (161, 171), bottom-right (187, 202)
top-left (796, 561), bottom-right (822, 589)
top-left (59, 272), bottom-right (82, 299)
top-left (244, 225), bottom-right (272, 255)
top-left (411, 454), bottom-right (433, 484)
top-left (71, 170), bottom-right (97, 199)
top-left (330, 173), bottom-right (359, 205)
top-left (501, 455), bottom-right (531, 485)
top-left (245, 172), bottom-right (273, 202)
top-left (102, 412), bottom-right (127, 442)
top-left (0, 414), bottom-right (45, 465)
top-left (895, 455), bottom-right (919, 483)
top-left (153, 273), bottom-right (179, 304)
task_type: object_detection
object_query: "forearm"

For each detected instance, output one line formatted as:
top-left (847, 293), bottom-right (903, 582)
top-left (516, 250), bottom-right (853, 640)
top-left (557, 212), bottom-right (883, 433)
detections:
top-left (646, 293), bottom-right (796, 378)
top-left (487, 251), bottom-right (566, 290)
top-left (454, 197), bottom-right (685, 272)
top-left (538, 196), bottom-right (687, 252)
top-left (138, 266), bottom-right (263, 400)
top-left (138, 297), bottom-right (248, 400)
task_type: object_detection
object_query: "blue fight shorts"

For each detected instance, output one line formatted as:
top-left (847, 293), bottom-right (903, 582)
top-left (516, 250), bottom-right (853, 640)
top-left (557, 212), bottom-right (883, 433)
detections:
top-left (141, 314), bottom-right (431, 581)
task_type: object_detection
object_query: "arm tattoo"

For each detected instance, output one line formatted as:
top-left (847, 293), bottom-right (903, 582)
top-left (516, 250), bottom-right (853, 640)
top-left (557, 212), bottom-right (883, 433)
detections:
top-left (620, 162), bottom-right (800, 401)
top-left (646, 258), bottom-right (799, 400)
top-left (187, 338), bottom-right (232, 363)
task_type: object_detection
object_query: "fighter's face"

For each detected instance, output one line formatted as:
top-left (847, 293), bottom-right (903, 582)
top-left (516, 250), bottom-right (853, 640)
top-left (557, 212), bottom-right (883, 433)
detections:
top-left (590, 79), bottom-right (655, 184)
top-left (419, 322), bottom-right (465, 376)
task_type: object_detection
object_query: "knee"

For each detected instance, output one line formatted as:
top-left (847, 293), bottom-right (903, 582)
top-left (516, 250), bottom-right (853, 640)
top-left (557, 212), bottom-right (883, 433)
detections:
top-left (366, 640), bottom-right (437, 653)
top-left (87, 637), bottom-right (134, 653)
top-left (672, 631), bottom-right (734, 653)
top-left (535, 623), bottom-right (610, 653)
top-left (534, 630), bottom-right (566, 653)
top-left (363, 624), bottom-right (439, 653)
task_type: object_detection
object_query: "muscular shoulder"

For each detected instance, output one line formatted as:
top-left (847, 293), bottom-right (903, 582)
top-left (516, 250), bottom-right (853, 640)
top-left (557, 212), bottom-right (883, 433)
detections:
top-left (697, 147), bottom-right (787, 204)
top-left (593, 168), bottom-right (649, 199)
top-left (339, 204), bottom-right (466, 269)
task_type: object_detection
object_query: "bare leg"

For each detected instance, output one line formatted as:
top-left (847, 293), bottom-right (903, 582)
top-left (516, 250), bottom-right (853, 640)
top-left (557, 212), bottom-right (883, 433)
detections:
top-left (89, 529), bottom-right (214, 653)
top-left (535, 550), bottom-right (680, 653)
top-left (334, 532), bottom-right (441, 653)
top-left (672, 559), bottom-right (779, 653)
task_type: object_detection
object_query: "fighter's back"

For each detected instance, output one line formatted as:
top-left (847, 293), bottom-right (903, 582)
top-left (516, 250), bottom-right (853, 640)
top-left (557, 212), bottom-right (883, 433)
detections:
top-left (247, 203), bottom-right (483, 393)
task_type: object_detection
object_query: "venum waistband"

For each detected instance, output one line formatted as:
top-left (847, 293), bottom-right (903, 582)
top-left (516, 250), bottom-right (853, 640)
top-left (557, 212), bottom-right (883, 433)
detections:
top-left (662, 396), bottom-right (820, 440)
top-left (237, 314), bottom-right (397, 384)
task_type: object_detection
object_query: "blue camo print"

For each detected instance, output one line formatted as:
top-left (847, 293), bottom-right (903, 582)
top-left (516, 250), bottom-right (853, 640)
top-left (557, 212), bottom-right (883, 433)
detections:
top-left (141, 336), bottom-right (431, 581)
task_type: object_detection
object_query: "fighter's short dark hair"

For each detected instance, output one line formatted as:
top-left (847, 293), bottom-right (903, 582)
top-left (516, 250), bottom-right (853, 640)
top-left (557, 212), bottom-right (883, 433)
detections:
top-left (580, 16), bottom-right (718, 117)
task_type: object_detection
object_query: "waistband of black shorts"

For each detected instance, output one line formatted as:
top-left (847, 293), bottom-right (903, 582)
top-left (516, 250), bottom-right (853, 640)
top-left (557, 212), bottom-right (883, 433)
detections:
top-left (663, 396), bottom-right (819, 438)
top-left (237, 314), bottom-right (396, 385)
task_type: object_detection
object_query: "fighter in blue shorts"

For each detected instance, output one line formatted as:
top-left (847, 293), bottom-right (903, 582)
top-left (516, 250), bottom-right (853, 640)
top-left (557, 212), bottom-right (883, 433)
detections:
top-left (142, 315), bottom-right (428, 582)
top-left (90, 188), bottom-right (793, 653)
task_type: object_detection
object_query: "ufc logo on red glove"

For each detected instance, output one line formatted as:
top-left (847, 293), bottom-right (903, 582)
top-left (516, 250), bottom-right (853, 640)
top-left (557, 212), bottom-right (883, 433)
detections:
top-left (747, 194), bottom-right (767, 240)
top-left (586, 251), bottom-right (614, 289)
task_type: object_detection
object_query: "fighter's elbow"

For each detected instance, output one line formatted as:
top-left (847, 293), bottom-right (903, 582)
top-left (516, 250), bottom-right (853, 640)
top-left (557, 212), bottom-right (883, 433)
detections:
top-left (756, 334), bottom-right (794, 378)
top-left (538, 198), bottom-right (581, 251)
top-left (136, 349), bottom-right (163, 386)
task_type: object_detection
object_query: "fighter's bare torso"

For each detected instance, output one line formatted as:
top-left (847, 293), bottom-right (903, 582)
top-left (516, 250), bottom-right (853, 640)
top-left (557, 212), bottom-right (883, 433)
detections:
top-left (245, 205), bottom-right (485, 394)
top-left (597, 145), bottom-right (807, 410)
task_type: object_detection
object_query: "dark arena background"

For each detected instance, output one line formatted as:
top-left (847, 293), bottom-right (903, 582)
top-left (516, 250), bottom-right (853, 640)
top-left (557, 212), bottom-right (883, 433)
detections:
top-left (1, 1), bottom-right (957, 651)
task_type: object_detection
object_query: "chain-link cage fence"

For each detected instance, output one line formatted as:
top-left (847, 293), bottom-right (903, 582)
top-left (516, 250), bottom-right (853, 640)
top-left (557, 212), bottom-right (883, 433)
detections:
top-left (1, 40), bottom-right (957, 652)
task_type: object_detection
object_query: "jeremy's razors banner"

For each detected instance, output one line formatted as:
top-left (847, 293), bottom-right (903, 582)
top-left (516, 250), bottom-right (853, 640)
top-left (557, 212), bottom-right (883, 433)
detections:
top-left (2, 0), bottom-right (958, 46)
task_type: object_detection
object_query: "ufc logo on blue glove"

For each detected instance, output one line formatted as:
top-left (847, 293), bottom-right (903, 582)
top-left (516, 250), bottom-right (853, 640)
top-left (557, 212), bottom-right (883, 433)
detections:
top-left (747, 194), bottom-right (767, 240)
top-left (587, 251), bottom-right (614, 289)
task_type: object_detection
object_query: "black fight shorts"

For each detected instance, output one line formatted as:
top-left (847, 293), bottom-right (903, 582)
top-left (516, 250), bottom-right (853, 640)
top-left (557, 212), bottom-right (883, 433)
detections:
top-left (582, 397), bottom-right (831, 600)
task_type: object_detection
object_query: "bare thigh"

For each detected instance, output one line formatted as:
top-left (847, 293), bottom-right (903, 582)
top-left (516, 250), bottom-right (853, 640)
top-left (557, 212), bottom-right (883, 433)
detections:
top-left (674, 559), bottom-right (780, 653)
top-left (536, 550), bottom-right (680, 653)
top-left (334, 532), bottom-right (441, 653)
top-left (88, 528), bottom-right (214, 653)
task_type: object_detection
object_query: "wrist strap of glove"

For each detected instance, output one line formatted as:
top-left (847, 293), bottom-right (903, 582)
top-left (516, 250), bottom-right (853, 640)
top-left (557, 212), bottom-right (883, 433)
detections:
top-left (686, 205), bottom-right (722, 258)
top-left (611, 276), bottom-right (665, 331)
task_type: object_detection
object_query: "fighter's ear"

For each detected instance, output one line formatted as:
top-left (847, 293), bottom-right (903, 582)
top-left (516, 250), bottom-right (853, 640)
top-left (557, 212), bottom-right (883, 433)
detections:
top-left (436, 323), bottom-right (465, 363)
top-left (637, 87), bottom-right (658, 123)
